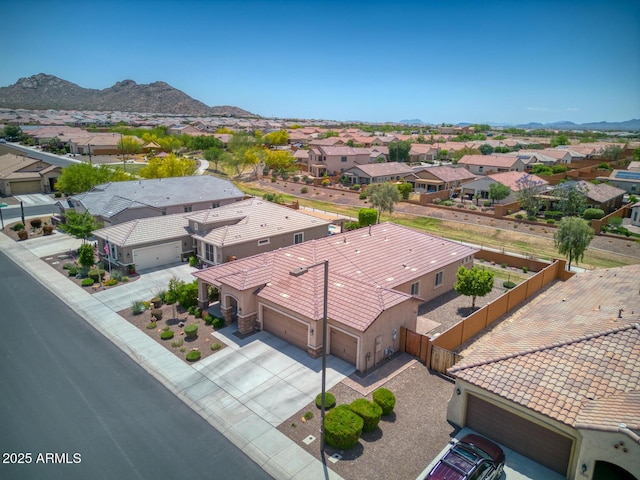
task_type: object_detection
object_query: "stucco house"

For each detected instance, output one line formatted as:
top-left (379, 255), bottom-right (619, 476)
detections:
top-left (68, 175), bottom-right (245, 226)
top-left (597, 169), bottom-right (640, 195)
top-left (0, 153), bottom-right (61, 195)
top-left (573, 180), bottom-right (626, 213)
top-left (341, 162), bottom-right (414, 186)
top-left (193, 223), bottom-right (478, 372)
top-left (405, 165), bottom-right (476, 193)
top-left (307, 146), bottom-right (372, 176)
top-left (447, 264), bottom-right (640, 480)
top-left (458, 154), bottom-right (526, 175)
top-left (91, 198), bottom-right (331, 272)
top-left (460, 171), bottom-right (548, 203)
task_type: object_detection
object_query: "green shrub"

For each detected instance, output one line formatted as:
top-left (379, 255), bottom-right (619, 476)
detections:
top-left (350, 398), bottom-right (382, 432)
top-left (358, 208), bottom-right (378, 227)
top-left (171, 339), bottom-right (184, 348)
top-left (162, 325), bottom-right (170, 332)
top-left (344, 221), bottom-right (360, 231)
top-left (184, 324), bottom-right (198, 338)
top-left (522, 266), bottom-right (528, 273)
top-left (75, 266), bottom-right (89, 278)
top-left (11, 223), bottom-right (25, 232)
top-left (315, 392), bottom-right (336, 410)
top-left (54, 192), bottom-right (62, 198)
top-left (583, 208), bottom-right (605, 220)
top-left (150, 308), bottom-right (163, 321)
top-left (359, 192), bottom-right (367, 200)
top-left (325, 405), bottom-right (363, 450)
top-left (105, 278), bottom-right (118, 286)
top-left (544, 211), bottom-right (563, 220)
top-left (527, 215), bottom-right (537, 221)
top-left (301, 186), bottom-right (308, 194)
top-left (88, 268), bottom-right (105, 282)
top-left (515, 213), bottom-right (524, 220)
top-left (111, 270), bottom-right (123, 281)
top-left (483, 201), bottom-right (492, 207)
top-left (271, 176), bottom-right (277, 183)
top-left (546, 219), bottom-right (555, 225)
top-left (303, 411), bottom-right (314, 420)
top-left (212, 317), bottom-right (225, 329)
top-left (321, 179), bottom-right (330, 187)
top-left (456, 203), bottom-right (465, 209)
top-left (194, 308), bottom-right (202, 319)
top-left (211, 342), bottom-right (222, 351)
top-left (132, 301), bottom-right (146, 315)
top-left (469, 205), bottom-right (477, 210)
top-left (30, 218), bottom-right (42, 229)
top-left (122, 276), bottom-right (130, 282)
top-left (146, 321), bottom-right (157, 329)
top-left (81, 278), bottom-right (95, 287)
top-left (500, 263), bottom-right (507, 268)
top-left (188, 306), bottom-right (196, 315)
top-left (441, 200), bottom-right (454, 206)
top-left (42, 224), bottom-right (54, 235)
top-left (351, 184), bottom-right (361, 191)
top-left (68, 266), bottom-right (78, 276)
top-left (160, 330), bottom-right (174, 340)
top-left (293, 175), bottom-right (300, 183)
top-left (503, 281), bottom-right (517, 289)
top-left (372, 388), bottom-right (396, 415)
top-left (203, 313), bottom-right (213, 325)
top-left (185, 350), bottom-right (201, 362)
top-left (18, 229), bottom-right (28, 240)
top-left (189, 256), bottom-right (198, 267)
top-left (62, 263), bottom-right (74, 270)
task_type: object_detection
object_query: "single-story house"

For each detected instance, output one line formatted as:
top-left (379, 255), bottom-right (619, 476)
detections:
top-left (447, 264), bottom-right (640, 480)
top-left (0, 153), bottom-right (61, 195)
top-left (341, 162), bottom-right (414, 185)
top-left (458, 154), bottom-right (526, 175)
top-left (572, 180), bottom-right (626, 213)
top-left (167, 124), bottom-right (204, 136)
top-left (405, 165), bottom-right (476, 193)
top-left (68, 175), bottom-right (245, 226)
top-left (597, 169), bottom-right (640, 195)
top-left (193, 223), bottom-right (478, 371)
top-left (67, 133), bottom-right (138, 155)
top-left (92, 198), bottom-right (331, 272)
top-left (461, 171), bottom-right (548, 203)
top-left (408, 144), bottom-right (438, 163)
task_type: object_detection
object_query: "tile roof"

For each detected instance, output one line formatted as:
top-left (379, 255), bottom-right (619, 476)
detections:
top-left (93, 212), bottom-right (192, 246)
top-left (71, 176), bottom-right (244, 218)
top-left (458, 154), bottom-right (521, 168)
top-left (194, 223), bottom-right (478, 332)
top-left (451, 265), bottom-right (640, 427)
top-left (415, 165), bottom-right (476, 182)
top-left (345, 162), bottom-right (414, 177)
top-left (488, 171), bottom-right (548, 190)
top-left (190, 198), bottom-right (331, 246)
top-left (575, 391), bottom-right (640, 440)
top-left (575, 180), bottom-right (626, 203)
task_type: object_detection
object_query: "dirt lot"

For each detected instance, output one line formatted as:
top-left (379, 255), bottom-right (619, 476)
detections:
top-left (277, 356), bottom-right (458, 480)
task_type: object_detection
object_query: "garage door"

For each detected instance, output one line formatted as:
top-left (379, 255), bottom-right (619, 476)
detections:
top-left (262, 307), bottom-right (308, 350)
top-left (330, 328), bottom-right (357, 365)
top-left (465, 394), bottom-right (573, 476)
top-left (132, 242), bottom-right (181, 271)
top-left (11, 180), bottom-right (41, 194)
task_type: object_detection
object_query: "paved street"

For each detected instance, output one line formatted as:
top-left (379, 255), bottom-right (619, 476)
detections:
top-left (0, 251), bottom-right (273, 480)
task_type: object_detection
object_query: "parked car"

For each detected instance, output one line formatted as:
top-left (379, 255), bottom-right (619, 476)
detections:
top-left (424, 434), bottom-right (505, 480)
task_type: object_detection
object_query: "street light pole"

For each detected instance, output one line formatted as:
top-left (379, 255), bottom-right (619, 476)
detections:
top-left (290, 259), bottom-right (329, 452)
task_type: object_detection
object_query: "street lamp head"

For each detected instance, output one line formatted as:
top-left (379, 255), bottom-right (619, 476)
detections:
top-left (289, 266), bottom-right (309, 277)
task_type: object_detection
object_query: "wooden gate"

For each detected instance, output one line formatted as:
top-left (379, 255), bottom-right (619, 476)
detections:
top-left (400, 327), bottom-right (430, 364)
top-left (405, 329), bottom-right (422, 357)
top-left (430, 345), bottom-right (461, 376)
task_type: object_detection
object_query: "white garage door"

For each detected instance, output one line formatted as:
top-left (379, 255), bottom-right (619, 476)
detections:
top-left (132, 242), bottom-right (181, 271)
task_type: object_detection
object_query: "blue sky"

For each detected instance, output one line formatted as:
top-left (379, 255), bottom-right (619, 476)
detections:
top-left (2, 0), bottom-right (639, 125)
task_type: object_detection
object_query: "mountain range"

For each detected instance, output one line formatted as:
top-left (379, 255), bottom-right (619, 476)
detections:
top-left (0, 74), bottom-right (254, 117)
top-left (399, 118), bottom-right (640, 131)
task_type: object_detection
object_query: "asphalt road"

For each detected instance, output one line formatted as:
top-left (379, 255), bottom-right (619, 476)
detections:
top-left (0, 251), bottom-right (272, 480)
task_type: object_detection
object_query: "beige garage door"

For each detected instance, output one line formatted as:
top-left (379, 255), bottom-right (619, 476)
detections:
top-left (262, 307), bottom-right (308, 350)
top-left (132, 242), bottom-right (181, 271)
top-left (330, 328), bottom-right (357, 365)
top-left (465, 394), bottom-right (573, 476)
top-left (11, 180), bottom-right (41, 194)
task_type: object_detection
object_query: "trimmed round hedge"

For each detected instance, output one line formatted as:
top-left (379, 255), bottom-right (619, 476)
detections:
top-left (160, 330), bottom-right (174, 340)
top-left (350, 398), bottom-right (382, 432)
top-left (372, 387), bottom-right (396, 415)
top-left (315, 392), bottom-right (336, 410)
top-left (185, 350), bottom-right (201, 362)
top-left (81, 278), bottom-right (95, 287)
top-left (325, 405), bottom-right (363, 450)
top-left (184, 324), bottom-right (198, 338)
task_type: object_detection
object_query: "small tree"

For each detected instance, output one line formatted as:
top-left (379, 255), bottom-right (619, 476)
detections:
top-left (397, 182), bottom-right (413, 200)
top-left (515, 174), bottom-right (545, 217)
top-left (368, 182), bottom-right (401, 223)
top-left (62, 210), bottom-right (103, 243)
top-left (454, 266), bottom-right (495, 309)
top-left (554, 217), bottom-right (595, 270)
top-left (479, 144), bottom-right (494, 155)
top-left (77, 243), bottom-right (95, 269)
top-left (488, 183), bottom-right (511, 204)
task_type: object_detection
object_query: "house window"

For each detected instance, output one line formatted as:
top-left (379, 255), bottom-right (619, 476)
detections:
top-left (161, 209), bottom-right (166, 216)
top-left (205, 244), bottom-right (215, 262)
top-left (184, 205), bottom-right (192, 212)
top-left (478, 166), bottom-right (484, 173)
top-left (294, 232), bottom-right (304, 244)
top-left (193, 223), bottom-right (198, 231)
top-left (341, 156), bottom-right (347, 162)
top-left (211, 202), bottom-right (220, 208)
top-left (411, 281), bottom-right (420, 296)
top-left (435, 271), bottom-right (443, 287)
top-left (258, 238), bottom-right (270, 246)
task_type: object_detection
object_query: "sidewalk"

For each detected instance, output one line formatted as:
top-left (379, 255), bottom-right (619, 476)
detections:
top-left (0, 232), bottom-right (349, 480)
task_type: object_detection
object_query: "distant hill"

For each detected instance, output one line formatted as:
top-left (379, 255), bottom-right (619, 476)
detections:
top-left (398, 119), bottom-right (428, 125)
top-left (515, 119), bottom-right (640, 131)
top-left (0, 73), bottom-right (254, 117)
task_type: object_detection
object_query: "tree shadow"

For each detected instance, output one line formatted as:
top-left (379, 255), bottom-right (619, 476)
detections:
top-left (457, 306), bottom-right (479, 317)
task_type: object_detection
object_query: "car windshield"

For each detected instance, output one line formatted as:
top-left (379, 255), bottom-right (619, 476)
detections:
top-left (441, 445), bottom-right (477, 473)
